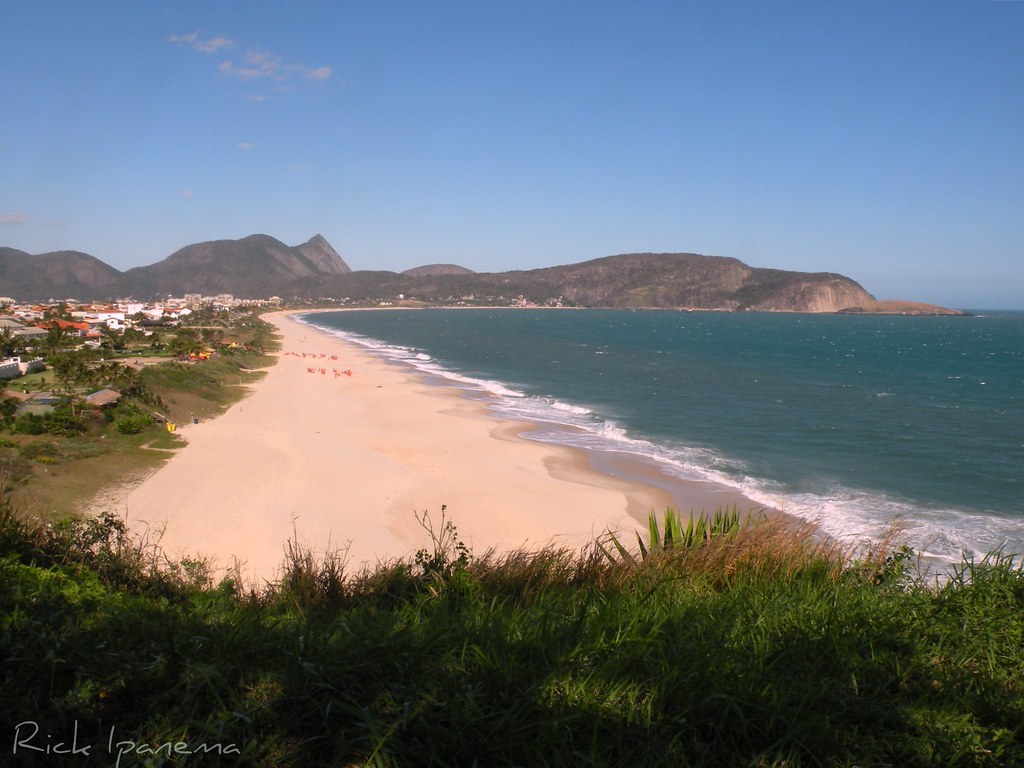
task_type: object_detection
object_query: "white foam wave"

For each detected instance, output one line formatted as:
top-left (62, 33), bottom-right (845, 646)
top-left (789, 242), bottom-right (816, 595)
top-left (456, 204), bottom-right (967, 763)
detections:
top-left (551, 401), bottom-right (591, 415)
top-left (302, 319), bottom-right (528, 399)
top-left (507, 403), bottom-right (1024, 567)
top-left (731, 480), bottom-right (1024, 566)
top-left (298, 314), bottom-right (1024, 567)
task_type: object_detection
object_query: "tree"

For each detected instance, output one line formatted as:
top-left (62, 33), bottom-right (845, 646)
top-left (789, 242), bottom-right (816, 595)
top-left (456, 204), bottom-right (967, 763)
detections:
top-left (0, 395), bottom-right (18, 430)
top-left (41, 324), bottom-right (72, 357)
top-left (93, 361), bottom-right (148, 400)
top-left (49, 350), bottom-right (97, 395)
top-left (0, 328), bottom-right (20, 357)
top-left (98, 325), bottom-right (126, 354)
top-left (200, 327), bottom-right (225, 346)
top-left (42, 302), bottom-right (74, 321)
top-left (122, 326), bottom-right (146, 348)
top-left (169, 328), bottom-right (205, 357)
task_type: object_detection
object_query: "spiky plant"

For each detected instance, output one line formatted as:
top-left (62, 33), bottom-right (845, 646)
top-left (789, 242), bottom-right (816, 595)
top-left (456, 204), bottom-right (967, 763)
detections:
top-left (602, 506), bottom-right (748, 564)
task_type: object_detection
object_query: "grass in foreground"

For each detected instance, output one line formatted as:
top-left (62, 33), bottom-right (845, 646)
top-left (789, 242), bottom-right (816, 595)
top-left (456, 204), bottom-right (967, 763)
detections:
top-left (2, 501), bottom-right (1023, 767)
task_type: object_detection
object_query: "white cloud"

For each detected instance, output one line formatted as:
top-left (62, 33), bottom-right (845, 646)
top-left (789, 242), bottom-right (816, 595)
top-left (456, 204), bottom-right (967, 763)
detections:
top-left (0, 212), bottom-right (28, 225)
top-left (181, 188), bottom-right (194, 198)
top-left (167, 32), bottom-right (235, 54)
top-left (219, 60), bottom-right (263, 80)
top-left (219, 49), bottom-right (285, 81)
top-left (169, 32), bottom-right (330, 91)
top-left (237, 142), bottom-right (256, 151)
top-left (197, 36), bottom-right (234, 54)
top-left (304, 66), bottom-right (332, 81)
top-left (220, 50), bottom-right (331, 86)
top-left (245, 94), bottom-right (270, 102)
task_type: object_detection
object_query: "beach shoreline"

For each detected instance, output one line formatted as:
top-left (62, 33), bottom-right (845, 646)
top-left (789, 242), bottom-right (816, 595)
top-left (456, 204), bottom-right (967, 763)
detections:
top-left (122, 310), bottom-right (769, 584)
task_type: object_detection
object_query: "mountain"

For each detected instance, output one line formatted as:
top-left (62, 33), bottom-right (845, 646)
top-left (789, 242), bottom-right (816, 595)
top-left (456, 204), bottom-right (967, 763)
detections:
top-left (294, 234), bottom-right (351, 275)
top-left (402, 264), bottom-right (476, 277)
top-left (330, 253), bottom-right (884, 312)
top-left (121, 234), bottom-right (351, 297)
top-left (524, 253), bottom-right (872, 311)
top-left (1, 234), bottom-right (351, 301)
top-left (0, 247), bottom-right (124, 300)
top-left (0, 236), bottom-right (963, 314)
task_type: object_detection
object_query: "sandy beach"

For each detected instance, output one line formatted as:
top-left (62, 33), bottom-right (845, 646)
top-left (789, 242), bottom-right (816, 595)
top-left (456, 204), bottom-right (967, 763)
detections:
top-left (122, 311), bottom-right (764, 583)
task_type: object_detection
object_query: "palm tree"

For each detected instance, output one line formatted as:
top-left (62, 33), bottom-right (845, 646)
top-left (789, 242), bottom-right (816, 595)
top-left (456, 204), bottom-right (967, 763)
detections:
top-left (100, 361), bottom-right (147, 400)
top-left (200, 327), bottom-right (225, 346)
top-left (0, 328), bottom-right (17, 357)
top-left (50, 350), bottom-right (97, 395)
top-left (0, 394), bottom-right (18, 429)
top-left (41, 324), bottom-right (71, 358)
top-left (98, 325), bottom-right (126, 354)
top-left (169, 328), bottom-right (205, 357)
top-left (122, 326), bottom-right (145, 349)
top-left (43, 302), bottom-right (74, 321)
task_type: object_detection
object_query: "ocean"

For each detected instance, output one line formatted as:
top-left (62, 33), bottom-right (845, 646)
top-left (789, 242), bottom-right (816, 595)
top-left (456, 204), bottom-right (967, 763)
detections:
top-left (300, 309), bottom-right (1024, 565)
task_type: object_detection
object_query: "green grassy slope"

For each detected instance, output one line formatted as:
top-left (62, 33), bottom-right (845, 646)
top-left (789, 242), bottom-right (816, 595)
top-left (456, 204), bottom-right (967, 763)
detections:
top-left (2, 505), bottom-right (1022, 767)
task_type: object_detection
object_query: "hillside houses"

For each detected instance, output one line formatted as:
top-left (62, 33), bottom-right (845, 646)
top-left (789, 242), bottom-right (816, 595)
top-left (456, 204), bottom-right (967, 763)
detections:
top-left (0, 298), bottom-right (206, 374)
top-left (0, 294), bottom-right (283, 360)
top-left (0, 299), bottom-right (194, 332)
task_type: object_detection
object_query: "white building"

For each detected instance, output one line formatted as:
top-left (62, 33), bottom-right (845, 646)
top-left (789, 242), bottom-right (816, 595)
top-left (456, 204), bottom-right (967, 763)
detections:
top-left (96, 311), bottom-right (127, 330)
top-left (0, 356), bottom-right (44, 380)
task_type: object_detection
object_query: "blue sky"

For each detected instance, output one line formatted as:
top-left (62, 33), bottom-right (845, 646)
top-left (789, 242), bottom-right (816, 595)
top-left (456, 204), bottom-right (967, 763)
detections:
top-left (2, 2), bottom-right (1022, 308)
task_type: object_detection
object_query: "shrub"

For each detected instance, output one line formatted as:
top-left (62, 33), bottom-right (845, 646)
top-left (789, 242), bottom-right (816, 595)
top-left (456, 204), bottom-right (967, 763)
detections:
top-left (12, 412), bottom-right (46, 435)
top-left (113, 414), bottom-right (151, 435)
top-left (18, 441), bottom-right (60, 462)
top-left (43, 407), bottom-right (88, 435)
top-left (601, 506), bottom-right (751, 564)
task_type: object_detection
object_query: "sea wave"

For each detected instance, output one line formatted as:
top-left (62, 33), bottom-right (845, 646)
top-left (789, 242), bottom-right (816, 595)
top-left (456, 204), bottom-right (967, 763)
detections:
top-left (297, 314), bottom-right (1024, 567)
top-left (303, 318), bottom-right (527, 398)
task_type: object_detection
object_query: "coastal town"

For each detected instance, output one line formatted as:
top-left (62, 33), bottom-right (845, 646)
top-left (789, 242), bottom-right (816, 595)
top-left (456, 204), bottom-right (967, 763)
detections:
top-left (0, 292), bottom-right (276, 372)
top-left (0, 292), bottom-right (278, 446)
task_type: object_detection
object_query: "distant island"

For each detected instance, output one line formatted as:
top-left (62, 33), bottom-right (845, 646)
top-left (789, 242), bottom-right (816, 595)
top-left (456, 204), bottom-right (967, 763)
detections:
top-left (1, 234), bottom-right (963, 315)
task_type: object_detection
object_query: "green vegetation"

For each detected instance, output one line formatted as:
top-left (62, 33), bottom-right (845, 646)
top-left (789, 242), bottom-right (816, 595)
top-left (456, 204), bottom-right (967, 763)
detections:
top-left (138, 356), bottom-right (267, 424)
top-left (0, 310), bottom-right (278, 518)
top-left (2, 496), bottom-right (1022, 767)
top-left (603, 506), bottom-right (747, 562)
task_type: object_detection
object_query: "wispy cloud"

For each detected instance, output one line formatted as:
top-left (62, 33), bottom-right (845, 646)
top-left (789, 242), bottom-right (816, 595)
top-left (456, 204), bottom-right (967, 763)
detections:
top-left (169, 31), bottom-right (330, 92)
top-left (0, 212), bottom-right (28, 226)
top-left (219, 49), bottom-right (332, 84)
top-left (237, 142), bottom-right (256, 151)
top-left (166, 32), bottom-right (235, 54)
top-left (305, 66), bottom-right (332, 81)
top-left (219, 49), bottom-right (281, 80)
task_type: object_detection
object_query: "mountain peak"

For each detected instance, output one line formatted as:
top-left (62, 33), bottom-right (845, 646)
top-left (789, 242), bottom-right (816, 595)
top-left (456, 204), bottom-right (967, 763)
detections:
top-left (296, 234), bottom-right (350, 275)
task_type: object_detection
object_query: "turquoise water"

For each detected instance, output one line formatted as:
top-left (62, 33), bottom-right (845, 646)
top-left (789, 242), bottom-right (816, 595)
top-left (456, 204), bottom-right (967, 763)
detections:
top-left (302, 309), bottom-right (1024, 563)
